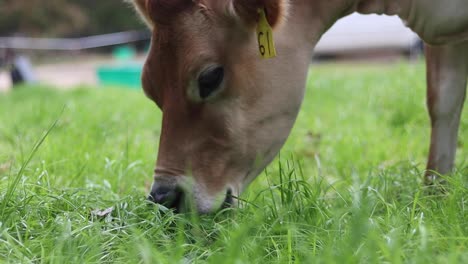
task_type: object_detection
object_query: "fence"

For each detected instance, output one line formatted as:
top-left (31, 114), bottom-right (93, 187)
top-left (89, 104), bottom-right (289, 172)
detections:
top-left (0, 30), bottom-right (151, 51)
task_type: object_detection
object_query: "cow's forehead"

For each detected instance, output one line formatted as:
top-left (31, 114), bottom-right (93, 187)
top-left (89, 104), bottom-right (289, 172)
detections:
top-left (142, 0), bottom-right (232, 103)
top-left (146, 0), bottom-right (195, 24)
top-left (149, 4), bottom-right (219, 66)
top-left (144, 14), bottom-right (211, 106)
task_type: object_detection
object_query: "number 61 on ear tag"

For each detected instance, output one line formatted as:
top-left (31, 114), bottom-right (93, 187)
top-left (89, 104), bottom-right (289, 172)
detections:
top-left (256, 9), bottom-right (277, 59)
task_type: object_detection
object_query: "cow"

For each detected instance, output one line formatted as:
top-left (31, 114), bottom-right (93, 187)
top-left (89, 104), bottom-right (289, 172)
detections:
top-left (129, 0), bottom-right (468, 213)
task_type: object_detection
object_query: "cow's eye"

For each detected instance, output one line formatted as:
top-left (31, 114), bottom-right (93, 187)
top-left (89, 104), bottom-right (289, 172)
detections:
top-left (198, 66), bottom-right (224, 99)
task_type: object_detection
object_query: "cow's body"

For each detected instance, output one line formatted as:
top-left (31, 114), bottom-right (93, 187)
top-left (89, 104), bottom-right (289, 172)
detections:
top-left (131, 0), bottom-right (467, 213)
top-left (354, 0), bottom-right (468, 182)
top-left (281, 0), bottom-right (468, 183)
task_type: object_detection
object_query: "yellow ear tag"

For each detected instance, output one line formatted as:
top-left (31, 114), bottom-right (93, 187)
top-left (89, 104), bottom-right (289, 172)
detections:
top-left (256, 9), bottom-right (277, 59)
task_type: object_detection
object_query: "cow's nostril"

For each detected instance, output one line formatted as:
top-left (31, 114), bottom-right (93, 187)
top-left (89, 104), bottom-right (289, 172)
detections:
top-left (148, 184), bottom-right (183, 210)
top-left (222, 189), bottom-right (234, 209)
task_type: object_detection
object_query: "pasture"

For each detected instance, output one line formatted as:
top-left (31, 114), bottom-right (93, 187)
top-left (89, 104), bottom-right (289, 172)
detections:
top-left (0, 62), bottom-right (467, 263)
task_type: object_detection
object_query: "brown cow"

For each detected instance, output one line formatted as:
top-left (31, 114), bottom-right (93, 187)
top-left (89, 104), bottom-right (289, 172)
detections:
top-left (130, 0), bottom-right (468, 213)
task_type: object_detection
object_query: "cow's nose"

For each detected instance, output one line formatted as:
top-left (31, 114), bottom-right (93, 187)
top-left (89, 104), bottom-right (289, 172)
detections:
top-left (148, 183), bottom-right (183, 210)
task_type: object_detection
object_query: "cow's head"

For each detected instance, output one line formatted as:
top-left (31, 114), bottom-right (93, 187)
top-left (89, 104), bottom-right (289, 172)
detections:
top-left (131, 0), bottom-right (310, 213)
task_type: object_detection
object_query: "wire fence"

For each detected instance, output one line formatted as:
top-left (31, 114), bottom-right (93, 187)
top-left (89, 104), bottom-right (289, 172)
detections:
top-left (0, 30), bottom-right (151, 51)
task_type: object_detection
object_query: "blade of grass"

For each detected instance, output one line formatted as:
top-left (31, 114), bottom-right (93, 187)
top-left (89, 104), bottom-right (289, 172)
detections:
top-left (0, 107), bottom-right (63, 222)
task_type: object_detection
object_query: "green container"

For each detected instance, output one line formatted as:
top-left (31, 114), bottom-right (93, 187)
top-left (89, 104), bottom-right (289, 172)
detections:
top-left (96, 64), bottom-right (142, 89)
top-left (112, 46), bottom-right (136, 61)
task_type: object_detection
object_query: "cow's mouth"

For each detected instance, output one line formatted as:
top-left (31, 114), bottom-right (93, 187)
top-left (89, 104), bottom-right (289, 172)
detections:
top-left (147, 185), bottom-right (185, 213)
top-left (221, 189), bottom-right (234, 209)
top-left (148, 186), bottom-right (234, 213)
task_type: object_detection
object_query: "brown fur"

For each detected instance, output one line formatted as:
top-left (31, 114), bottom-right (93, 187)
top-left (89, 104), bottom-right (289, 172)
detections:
top-left (129, 0), bottom-right (154, 28)
top-left (130, 0), bottom-right (468, 212)
top-left (146, 0), bottom-right (195, 25)
top-left (233, 0), bottom-right (286, 27)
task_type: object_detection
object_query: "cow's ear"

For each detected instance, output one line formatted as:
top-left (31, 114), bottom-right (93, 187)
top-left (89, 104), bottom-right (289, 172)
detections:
top-left (232, 0), bottom-right (288, 28)
top-left (129, 0), bottom-right (154, 28)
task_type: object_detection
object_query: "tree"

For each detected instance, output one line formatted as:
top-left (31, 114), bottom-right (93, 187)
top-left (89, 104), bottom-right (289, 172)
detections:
top-left (0, 0), bottom-right (144, 37)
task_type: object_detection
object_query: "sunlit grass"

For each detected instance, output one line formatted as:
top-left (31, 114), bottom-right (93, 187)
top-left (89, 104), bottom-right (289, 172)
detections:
top-left (0, 62), bottom-right (467, 263)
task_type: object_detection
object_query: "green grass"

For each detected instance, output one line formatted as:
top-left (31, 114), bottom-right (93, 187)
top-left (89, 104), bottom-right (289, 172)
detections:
top-left (0, 62), bottom-right (467, 263)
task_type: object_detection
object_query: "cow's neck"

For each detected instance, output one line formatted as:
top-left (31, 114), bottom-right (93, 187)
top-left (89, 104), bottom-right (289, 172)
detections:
top-left (285, 0), bottom-right (413, 49)
top-left (354, 0), bottom-right (411, 17)
top-left (291, 0), bottom-right (468, 45)
top-left (285, 0), bottom-right (353, 47)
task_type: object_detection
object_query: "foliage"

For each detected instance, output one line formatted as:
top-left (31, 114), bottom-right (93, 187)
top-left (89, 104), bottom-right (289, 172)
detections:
top-left (0, 62), bottom-right (467, 263)
top-left (0, 0), bottom-right (144, 37)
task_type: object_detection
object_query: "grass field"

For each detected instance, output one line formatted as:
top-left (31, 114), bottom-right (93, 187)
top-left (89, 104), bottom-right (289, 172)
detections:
top-left (0, 62), bottom-right (467, 263)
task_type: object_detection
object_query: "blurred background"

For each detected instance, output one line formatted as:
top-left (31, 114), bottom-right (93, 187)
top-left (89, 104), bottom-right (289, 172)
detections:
top-left (0, 0), bottom-right (423, 92)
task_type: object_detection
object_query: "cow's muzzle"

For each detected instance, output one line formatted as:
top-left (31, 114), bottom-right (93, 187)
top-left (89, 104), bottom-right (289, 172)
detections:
top-left (147, 177), bottom-right (234, 213)
top-left (148, 182), bottom-right (185, 212)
